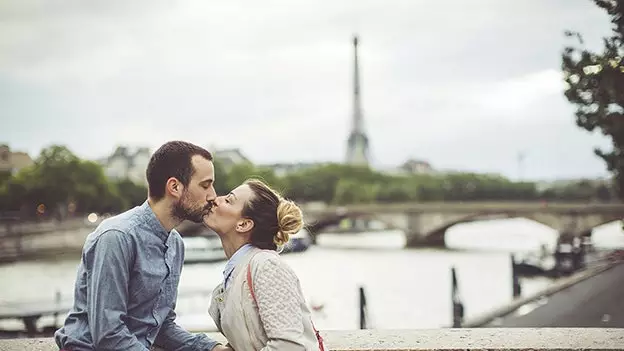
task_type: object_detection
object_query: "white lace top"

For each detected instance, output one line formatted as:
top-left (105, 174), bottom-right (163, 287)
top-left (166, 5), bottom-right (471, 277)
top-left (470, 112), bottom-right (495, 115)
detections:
top-left (208, 247), bottom-right (320, 351)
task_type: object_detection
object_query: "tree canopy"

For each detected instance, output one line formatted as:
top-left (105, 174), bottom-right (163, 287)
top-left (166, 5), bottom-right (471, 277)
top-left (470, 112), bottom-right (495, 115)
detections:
top-left (563, 0), bottom-right (624, 199)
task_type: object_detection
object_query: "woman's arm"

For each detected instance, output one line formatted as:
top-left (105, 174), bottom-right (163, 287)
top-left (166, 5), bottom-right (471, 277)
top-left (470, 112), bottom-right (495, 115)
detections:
top-left (253, 257), bottom-right (307, 351)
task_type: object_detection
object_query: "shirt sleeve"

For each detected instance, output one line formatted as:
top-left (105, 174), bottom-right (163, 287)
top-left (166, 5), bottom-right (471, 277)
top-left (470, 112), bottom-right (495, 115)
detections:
top-left (154, 308), bottom-right (221, 351)
top-left (84, 229), bottom-right (149, 351)
top-left (253, 257), bottom-right (307, 351)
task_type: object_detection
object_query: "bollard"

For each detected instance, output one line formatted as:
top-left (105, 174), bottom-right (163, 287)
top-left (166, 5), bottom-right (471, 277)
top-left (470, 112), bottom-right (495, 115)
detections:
top-left (15, 224), bottom-right (23, 257)
top-left (54, 290), bottom-right (61, 328)
top-left (451, 266), bottom-right (464, 328)
top-left (358, 286), bottom-right (367, 329)
top-left (511, 254), bottom-right (522, 298)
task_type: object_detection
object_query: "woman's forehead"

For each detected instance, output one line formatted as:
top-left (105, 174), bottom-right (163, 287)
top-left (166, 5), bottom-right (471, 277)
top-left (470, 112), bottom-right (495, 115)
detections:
top-left (232, 184), bottom-right (253, 199)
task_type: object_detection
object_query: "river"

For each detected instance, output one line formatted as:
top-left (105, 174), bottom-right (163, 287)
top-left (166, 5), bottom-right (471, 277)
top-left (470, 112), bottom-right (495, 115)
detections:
top-left (0, 218), bottom-right (622, 332)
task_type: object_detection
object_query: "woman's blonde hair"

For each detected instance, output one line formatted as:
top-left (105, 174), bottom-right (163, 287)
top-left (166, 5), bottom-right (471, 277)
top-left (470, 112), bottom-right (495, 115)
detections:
top-left (242, 179), bottom-right (303, 250)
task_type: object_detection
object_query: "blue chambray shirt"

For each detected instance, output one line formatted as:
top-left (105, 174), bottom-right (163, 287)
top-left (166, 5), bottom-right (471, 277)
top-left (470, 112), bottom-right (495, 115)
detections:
top-left (54, 201), bottom-right (219, 351)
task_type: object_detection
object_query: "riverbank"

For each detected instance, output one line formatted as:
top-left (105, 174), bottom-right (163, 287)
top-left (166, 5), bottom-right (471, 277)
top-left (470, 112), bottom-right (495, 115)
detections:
top-left (462, 250), bottom-right (623, 327)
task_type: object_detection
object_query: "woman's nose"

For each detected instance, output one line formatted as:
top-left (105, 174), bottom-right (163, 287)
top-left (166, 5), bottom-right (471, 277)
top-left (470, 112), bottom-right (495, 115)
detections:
top-left (214, 196), bottom-right (226, 206)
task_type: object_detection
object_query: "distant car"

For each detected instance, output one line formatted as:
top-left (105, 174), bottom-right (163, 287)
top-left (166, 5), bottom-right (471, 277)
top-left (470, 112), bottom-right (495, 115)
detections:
top-left (183, 236), bottom-right (226, 263)
top-left (282, 228), bottom-right (313, 253)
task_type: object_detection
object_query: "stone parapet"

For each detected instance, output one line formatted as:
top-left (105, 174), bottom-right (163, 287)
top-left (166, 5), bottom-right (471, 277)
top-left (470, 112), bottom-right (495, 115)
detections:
top-left (1, 329), bottom-right (623, 351)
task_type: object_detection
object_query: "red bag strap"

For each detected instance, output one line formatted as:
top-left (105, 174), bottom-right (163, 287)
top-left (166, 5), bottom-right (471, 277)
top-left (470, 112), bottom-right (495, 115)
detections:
top-left (246, 261), bottom-right (257, 304)
top-left (314, 325), bottom-right (325, 351)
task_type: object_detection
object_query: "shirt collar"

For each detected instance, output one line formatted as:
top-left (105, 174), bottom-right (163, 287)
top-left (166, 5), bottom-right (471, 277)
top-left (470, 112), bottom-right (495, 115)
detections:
top-left (139, 200), bottom-right (170, 243)
top-left (223, 243), bottom-right (254, 284)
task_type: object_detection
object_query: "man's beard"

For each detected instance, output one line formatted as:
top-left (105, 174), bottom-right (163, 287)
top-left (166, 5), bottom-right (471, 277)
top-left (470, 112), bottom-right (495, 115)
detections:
top-left (172, 193), bottom-right (208, 223)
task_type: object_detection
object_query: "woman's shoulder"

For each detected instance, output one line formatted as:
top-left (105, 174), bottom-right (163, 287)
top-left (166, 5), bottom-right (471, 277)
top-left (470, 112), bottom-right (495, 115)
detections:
top-left (251, 249), bottom-right (280, 262)
top-left (251, 250), bottom-right (297, 278)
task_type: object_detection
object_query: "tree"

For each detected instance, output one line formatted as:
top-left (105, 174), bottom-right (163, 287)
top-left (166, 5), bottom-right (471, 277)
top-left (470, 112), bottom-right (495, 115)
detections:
top-left (112, 179), bottom-right (147, 209)
top-left (563, 0), bottom-right (624, 199)
top-left (223, 163), bottom-right (283, 195)
top-left (0, 170), bottom-right (11, 187)
top-left (3, 145), bottom-right (125, 217)
top-left (212, 158), bottom-right (231, 196)
top-left (333, 179), bottom-right (379, 204)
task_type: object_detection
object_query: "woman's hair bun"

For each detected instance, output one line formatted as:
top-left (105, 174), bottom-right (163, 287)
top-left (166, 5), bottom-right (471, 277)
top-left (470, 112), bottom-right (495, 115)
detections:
top-left (274, 199), bottom-right (304, 247)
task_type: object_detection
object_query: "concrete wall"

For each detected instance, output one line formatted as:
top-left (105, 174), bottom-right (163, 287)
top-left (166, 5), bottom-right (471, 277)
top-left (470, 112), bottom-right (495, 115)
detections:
top-left (0, 329), bottom-right (622, 350)
top-left (0, 218), bottom-right (97, 236)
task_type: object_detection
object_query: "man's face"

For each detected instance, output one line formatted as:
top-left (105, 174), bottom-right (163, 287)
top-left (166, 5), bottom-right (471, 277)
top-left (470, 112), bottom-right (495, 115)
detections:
top-left (172, 155), bottom-right (216, 223)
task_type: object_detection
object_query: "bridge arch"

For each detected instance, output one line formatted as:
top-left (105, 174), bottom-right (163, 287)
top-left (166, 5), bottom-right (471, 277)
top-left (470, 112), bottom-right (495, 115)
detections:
top-left (305, 209), bottom-right (622, 248)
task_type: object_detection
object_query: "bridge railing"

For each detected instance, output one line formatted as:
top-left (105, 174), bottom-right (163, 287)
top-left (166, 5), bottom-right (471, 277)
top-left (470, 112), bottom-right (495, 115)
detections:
top-left (1, 329), bottom-right (622, 350)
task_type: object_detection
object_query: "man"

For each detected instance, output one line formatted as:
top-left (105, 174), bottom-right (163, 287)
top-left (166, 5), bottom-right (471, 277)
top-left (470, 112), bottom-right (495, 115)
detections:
top-left (55, 141), bottom-right (231, 351)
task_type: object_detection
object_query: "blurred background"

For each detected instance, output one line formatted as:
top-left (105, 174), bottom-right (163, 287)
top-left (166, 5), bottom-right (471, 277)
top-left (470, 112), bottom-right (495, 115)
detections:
top-left (1, 0), bottom-right (623, 340)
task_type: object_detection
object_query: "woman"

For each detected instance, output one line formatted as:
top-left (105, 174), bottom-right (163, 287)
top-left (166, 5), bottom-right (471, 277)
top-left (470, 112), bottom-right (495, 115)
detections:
top-left (203, 179), bottom-right (324, 351)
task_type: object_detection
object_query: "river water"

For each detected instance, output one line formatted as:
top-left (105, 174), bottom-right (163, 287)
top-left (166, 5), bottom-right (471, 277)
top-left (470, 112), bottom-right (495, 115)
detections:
top-left (0, 218), bottom-right (622, 332)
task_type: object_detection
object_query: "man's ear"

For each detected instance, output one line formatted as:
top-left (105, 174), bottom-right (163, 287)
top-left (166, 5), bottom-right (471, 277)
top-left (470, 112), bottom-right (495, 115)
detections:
top-left (236, 218), bottom-right (255, 233)
top-left (165, 177), bottom-right (184, 199)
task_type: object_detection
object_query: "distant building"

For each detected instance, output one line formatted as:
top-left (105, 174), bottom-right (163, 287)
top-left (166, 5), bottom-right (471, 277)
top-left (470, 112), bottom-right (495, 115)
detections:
top-left (261, 162), bottom-right (327, 177)
top-left (379, 158), bottom-right (434, 176)
top-left (0, 144), bottom-right (34, 175)
top-left (212, 148), bottom-right (252, 171)
top-left (99, 146), bottom-right (151, 185)
top-left (398, 158), bottom-right (434, 175)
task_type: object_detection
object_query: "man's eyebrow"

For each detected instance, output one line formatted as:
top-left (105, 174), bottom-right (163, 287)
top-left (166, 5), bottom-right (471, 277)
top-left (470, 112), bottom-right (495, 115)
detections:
top-left (200, 178), bottom-right (214, 185)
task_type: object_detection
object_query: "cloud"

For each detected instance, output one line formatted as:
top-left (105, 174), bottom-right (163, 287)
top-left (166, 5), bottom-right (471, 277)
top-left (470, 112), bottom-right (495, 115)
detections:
top-left (0, 0), bottom-right (616, 179)
top-left (471, 69), bottom-right (565, 116)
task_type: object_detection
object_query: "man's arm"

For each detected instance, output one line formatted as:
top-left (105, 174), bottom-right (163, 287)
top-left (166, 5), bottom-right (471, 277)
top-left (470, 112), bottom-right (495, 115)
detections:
top-left (85, 230), bottom-right (149, 351)
top-left (153, 309), bottom-right (228, 351)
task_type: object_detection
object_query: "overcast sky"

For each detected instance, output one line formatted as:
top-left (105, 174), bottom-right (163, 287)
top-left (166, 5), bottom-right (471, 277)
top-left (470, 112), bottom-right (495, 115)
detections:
top-left (0, 0), bottom-right (616, 180)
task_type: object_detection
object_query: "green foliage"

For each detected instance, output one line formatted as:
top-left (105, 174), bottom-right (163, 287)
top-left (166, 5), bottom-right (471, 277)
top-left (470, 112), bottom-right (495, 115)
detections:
top-left (563, 0), bottom-right (624, 199)
top-left (540, 179), bottom-right (614, 202)
top-left (212, 158), bottom-right (231, 197)
top-left (0, 170), bottom-right (11, 187)
top-left (0, 145), bottom-right (147, 217)
top-left (0, 144), bottom-right (615, 219)
top-left (113, 178), bottom-right (147, 209)
top-left (333, 178), bottom-right (379, 204)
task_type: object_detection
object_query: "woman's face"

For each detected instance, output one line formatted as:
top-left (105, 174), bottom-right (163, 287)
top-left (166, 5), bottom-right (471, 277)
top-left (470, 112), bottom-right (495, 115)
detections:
top-left (203, 184), bottom-right (255, 236)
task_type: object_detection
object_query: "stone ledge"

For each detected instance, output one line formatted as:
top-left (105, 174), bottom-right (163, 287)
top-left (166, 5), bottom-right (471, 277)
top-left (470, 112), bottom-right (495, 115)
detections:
top-left (1, 328), bottom-right (623, 350)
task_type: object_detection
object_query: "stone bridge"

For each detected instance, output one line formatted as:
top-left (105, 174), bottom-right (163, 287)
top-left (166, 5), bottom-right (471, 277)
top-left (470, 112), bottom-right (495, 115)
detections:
top-left (300, 202), bottom-right (624, 248)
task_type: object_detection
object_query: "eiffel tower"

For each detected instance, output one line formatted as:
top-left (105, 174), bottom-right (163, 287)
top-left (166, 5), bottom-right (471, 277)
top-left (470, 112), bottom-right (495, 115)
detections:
top-left (345, 35), bottom-right (370, 166)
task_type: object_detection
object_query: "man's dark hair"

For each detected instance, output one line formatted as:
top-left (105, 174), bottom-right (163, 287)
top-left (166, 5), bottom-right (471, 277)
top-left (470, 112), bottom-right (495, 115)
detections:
top-left (146, 141), bottom-right (213, 200)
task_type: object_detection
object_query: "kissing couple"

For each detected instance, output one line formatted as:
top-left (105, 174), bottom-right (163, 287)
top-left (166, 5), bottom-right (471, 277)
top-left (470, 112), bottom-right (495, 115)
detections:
top-left (55, 141), bottom-right (325, 351)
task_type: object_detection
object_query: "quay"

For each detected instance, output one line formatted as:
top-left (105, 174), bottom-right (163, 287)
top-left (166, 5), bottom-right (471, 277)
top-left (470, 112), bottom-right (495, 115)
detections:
top-left (0, 217), bottom-right (97, 264)
top-left (487, 256), bottom-right (624, 327)
top-left (460, 251), bottom-right (624, 328)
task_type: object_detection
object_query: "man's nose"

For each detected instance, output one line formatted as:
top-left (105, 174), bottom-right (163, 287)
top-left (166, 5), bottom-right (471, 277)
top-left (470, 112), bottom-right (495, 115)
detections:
top-left (206, 186), bottom-right (217, 201)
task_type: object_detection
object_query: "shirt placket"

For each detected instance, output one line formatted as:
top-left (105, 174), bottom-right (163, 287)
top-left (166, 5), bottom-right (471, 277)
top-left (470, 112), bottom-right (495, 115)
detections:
top-left (149, 245), bottom-right (170, 342)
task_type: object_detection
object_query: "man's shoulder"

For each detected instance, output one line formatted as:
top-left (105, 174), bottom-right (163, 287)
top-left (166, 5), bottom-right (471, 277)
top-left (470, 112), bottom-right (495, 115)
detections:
top-left (96, 206), bottom-right (144, 234)
top-left (84, 206), bottom-right (143, 247)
